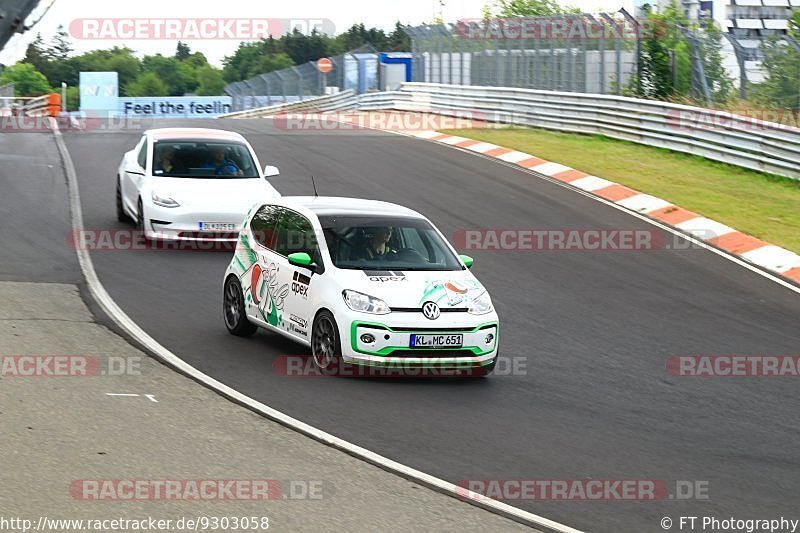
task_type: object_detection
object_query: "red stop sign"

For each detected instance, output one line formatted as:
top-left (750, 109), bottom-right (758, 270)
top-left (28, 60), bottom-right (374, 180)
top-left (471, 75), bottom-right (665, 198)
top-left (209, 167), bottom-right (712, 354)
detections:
top-left (317, 58), bottom-right (333, 74)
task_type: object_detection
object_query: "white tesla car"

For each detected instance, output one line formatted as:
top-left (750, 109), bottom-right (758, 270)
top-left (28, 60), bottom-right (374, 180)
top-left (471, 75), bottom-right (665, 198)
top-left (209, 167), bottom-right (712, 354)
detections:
top-left (222, 196), bottom-right (499, 377)
top-left (116, 128), bottom-right (281, 241)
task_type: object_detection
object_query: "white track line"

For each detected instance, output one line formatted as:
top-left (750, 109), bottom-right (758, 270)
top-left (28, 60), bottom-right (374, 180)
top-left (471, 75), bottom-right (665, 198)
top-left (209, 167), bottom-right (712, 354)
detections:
top-left (49, 119), bottom-right (582, 533)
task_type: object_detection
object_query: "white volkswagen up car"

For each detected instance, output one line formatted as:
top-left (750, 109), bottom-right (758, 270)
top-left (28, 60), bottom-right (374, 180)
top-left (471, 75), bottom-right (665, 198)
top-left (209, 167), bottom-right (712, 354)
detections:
top-left (222, 196), bottom-right (499, 376)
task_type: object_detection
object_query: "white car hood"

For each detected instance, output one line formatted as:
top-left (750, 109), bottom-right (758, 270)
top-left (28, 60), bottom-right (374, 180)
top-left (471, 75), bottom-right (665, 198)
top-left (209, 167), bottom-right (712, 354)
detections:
top-left (151, 177), bottom-right (279, 210)
top-left (335, 268), bottom-right (486, 309)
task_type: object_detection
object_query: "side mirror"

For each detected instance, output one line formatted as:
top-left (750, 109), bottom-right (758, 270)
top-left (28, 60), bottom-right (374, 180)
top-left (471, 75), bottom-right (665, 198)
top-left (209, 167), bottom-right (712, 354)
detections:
top-left (263, 165), bottom-right (280, 178)
top-left (288, 252), bottom-right (312, 268)
top-left (459, 254), bottom-right (474, 268)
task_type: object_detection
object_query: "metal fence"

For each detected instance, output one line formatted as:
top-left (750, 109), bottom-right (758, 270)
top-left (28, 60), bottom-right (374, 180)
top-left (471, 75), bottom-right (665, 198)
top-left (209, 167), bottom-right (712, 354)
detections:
top-left (403, 17), bottom-right (800, 105)
top-left (404, 14), bottom-right (640, 96)
top-left (0, 82), bottom-right (13, 109)
top-left (224, 44), bottom-right (378, 112)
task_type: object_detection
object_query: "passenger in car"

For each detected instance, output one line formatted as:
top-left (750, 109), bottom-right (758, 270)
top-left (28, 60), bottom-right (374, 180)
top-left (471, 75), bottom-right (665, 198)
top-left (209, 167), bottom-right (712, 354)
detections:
top-left (201, 146), bottom-right (242, 176)
top-left (154, 145), bottom-right (185, 174)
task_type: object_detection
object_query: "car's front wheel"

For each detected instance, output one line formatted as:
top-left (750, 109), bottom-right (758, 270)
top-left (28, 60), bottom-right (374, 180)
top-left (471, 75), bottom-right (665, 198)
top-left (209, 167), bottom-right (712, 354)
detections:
top-left (312, 311), bottom-right (347, 376)
top-left (136, 197), bottom-right (151, 241)
top-left (223, 276), bottom-right (257, 337)
top-left (116, 179), bottom-right (131, 223)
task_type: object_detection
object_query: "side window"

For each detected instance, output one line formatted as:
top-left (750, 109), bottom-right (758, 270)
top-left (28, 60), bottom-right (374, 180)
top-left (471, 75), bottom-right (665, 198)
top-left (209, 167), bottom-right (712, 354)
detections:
top-left (274, 210), bottom-right (321, 265)
top-left (250, 205), bottom-right (281, 250)
top-left (136, 138), bottom-right (148, 169)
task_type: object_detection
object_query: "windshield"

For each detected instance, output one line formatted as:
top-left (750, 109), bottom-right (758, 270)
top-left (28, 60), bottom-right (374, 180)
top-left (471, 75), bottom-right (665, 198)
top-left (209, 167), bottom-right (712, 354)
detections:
top-left (152, 140), bottom-right (259, 178)
top-left (319, 215), bottom-right (463, 271)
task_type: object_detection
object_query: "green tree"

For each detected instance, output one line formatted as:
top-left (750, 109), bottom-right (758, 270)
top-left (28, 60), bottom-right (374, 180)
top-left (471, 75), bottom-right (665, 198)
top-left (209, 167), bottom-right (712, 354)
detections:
top-left (222, 39), bottom-right (295, 82)
top-left (195, 66), bottom-right (226, 95)
top-left (141, 54), bottom-right (194, 95)
top-left (697, 21), bottom-right (733, 104)
top-left (51, 25), bottom-right (73, 60)
top-left (22, 34), bottom-right (51, 73)
top-left (64, 85), bottom-right (79, 111)
top-left (44, 25), bottom-right (74, 87)
top-left (71, 47), bottom-right (141, 94)
top-left (125, 71), bottom-right (167, 96)
top-left (282, 29), bottom-right (332, 64)
top-left (790, 10), bottom-right (800, 37)
top-left (752, 36), bottom-right (800, 110)
top-left (631, 2), bottom-right (730, 104)
top-left (494, 0), bottom-right (580, 16)
top-left (634, 6), bottom-right (690, 99)
top-left (387, 22), bottom-right (411, 51)
top-left (183, 51), bottom-right (209, 68)
top-left (0, 63), bottom-right (51, 96)
top-left (175, 41), bottom-right (191, 61)
top-left (248, 52), bottom-right (294, 78)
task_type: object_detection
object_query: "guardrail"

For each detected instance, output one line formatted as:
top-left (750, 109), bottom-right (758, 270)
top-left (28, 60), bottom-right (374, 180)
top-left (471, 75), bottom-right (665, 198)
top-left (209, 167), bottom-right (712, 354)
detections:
top-left (219, 90), bottom-right (359, 119)
top-left (394, 84), bottom-right (800, 180)
top-left (221, 83), bottom-right (800, 180)
top-left (21, 93), bottom-right (61, 117)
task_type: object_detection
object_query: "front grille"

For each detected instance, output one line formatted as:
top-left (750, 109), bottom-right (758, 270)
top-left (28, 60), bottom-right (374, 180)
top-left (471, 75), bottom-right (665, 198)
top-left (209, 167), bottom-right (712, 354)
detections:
top-left (387, 349), bottom-right (477, 358)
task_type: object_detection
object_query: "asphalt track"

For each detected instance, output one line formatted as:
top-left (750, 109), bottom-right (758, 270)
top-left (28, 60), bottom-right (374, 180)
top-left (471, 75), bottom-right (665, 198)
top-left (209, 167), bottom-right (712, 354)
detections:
top-left (14, 118), bottom-right (799, 532)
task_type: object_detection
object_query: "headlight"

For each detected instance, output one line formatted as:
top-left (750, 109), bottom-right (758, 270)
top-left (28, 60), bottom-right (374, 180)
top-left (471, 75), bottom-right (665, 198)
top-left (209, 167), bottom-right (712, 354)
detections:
top-left (151, 190), bottom-right (180, 208)
top-left (467, 290), bottom-right (493, 315)
top-left (342, 290), bottom-right (390, 314)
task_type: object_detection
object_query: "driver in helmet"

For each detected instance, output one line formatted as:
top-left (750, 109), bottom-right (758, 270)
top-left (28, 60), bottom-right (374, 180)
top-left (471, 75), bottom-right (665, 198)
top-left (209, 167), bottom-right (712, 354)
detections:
top-left (357, 226), bottom-right (395, 260)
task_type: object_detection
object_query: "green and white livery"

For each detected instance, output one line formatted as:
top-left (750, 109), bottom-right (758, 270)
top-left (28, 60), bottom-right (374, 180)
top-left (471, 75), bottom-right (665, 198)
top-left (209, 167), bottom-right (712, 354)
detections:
top-left (222, 196), bottom-right (499, 376)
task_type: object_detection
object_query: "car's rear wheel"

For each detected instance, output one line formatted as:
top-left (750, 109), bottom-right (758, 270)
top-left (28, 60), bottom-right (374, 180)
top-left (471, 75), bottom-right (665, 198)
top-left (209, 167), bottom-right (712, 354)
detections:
top-left (116, 179), bottom-right (131, 223)
top-left (223, 276), bottom-right (257, 337)
top-left (312, 311), bottom-right (346, 376)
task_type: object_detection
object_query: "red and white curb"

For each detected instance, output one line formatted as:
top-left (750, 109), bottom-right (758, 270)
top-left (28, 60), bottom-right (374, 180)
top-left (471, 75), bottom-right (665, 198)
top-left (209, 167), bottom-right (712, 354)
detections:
top-left (410, 130), bottom-right (800, 285)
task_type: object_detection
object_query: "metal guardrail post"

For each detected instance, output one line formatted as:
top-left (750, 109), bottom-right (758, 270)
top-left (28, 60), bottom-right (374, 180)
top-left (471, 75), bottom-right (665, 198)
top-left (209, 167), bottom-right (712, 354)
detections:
top-left (550, 32), bottom-right (556, 91)
top-left (242, 80), bottom-right (255, 110)
top-left (601, 13), bottom-right (623, 95)
top-left (619, 8), bottom-right (641, 95)
top-left (722, 33), bottom-right (748, 99)
top-left (679, 25), bottom-right (712, 107)
top-left (274, 71), bottom-right (287, 103)
top-left (259, 75), bottom-right (272, 106)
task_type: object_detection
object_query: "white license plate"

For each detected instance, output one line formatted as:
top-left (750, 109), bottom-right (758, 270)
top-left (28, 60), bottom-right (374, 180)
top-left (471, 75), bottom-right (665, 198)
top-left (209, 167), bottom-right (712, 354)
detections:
top-left (198, 222), bottom-right (237, 232)
top-left (409, 334), bottom-right (463, 348)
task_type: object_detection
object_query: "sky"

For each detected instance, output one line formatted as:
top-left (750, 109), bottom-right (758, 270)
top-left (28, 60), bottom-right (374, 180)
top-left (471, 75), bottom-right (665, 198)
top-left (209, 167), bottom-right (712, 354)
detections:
top-left (0, 0), bottom-right (633, 68)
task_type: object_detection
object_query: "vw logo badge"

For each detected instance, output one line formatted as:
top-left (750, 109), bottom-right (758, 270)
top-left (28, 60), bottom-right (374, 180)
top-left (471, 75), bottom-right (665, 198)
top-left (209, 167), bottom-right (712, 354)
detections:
top-left (422, 301), bottom-right (440, 320)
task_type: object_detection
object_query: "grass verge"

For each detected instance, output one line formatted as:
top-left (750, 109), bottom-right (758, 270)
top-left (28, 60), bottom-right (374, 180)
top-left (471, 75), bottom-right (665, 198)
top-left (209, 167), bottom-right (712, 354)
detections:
top-left (441, 126), bottom-right (800, 254)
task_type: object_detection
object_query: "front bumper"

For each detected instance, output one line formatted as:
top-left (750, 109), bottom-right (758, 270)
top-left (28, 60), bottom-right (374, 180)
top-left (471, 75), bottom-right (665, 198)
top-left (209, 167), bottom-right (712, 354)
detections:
top-left (343, 318), bottom-right (499, 369)
top-left (145, 204), bottom-right (245, 242)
